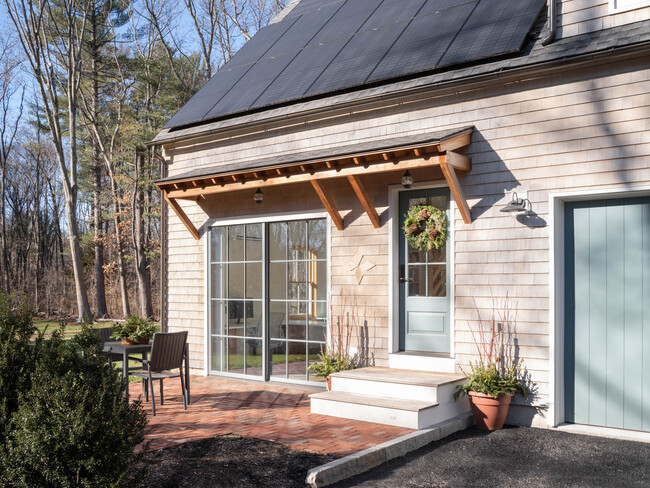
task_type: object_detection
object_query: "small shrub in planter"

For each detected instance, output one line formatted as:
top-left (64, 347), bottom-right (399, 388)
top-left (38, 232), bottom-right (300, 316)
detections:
top-left (111, 315), bottom-right (156, 344)
top-left (2, 326), bottom-right (148, 487)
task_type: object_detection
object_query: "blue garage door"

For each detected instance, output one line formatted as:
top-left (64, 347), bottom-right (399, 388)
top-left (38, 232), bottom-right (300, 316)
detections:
top-left (565, 197), bottom-right (650, 431)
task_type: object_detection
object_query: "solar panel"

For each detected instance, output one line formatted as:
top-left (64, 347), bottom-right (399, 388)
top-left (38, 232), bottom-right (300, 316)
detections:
top-left (165, 0), bottom-right (547, 129)
top-left (367, 1), bottom-right (475, 83)
top-left (439, 0), bottom-right (547, 66)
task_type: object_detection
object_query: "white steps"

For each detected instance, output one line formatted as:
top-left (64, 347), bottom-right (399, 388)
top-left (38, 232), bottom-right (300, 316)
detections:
top-left (309, 367), bottom-right (470, 430)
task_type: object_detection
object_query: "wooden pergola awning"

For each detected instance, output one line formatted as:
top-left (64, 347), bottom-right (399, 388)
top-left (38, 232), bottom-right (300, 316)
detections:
top-left (156, 127), bottom-right (474, 240)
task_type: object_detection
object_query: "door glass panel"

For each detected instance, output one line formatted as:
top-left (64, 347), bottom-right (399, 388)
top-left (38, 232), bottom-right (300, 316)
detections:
top-left (408, 265), bottom-right (426, 296)
top-left (269, 222), bottom-right (287, 260)
top-left (287, 303), bottom-right (306, 340)
top-left (211, 228), bottom-right (225, 262)
top-left (246, 224), bottom-right (263, 261)
top-left (429, 195), bottom-right (446, 210)
top-left (269, 303), bottom-right (287, 340)
top-left (245, 263), bottom-right (262, 299)
top-left (211, 264), bottom-right (223, 298)
top-left (211, 300), bottom-right (224, 335)
top-left (307, 342), bottom-right (325, 383)
top-left (428, 246), bottom-right (445, 263)
top-left (269, 262), bottom-right (286, 299)
top-left (227, 301), bottom-right (246, 336)
top-left (246, 340), bottom-right (263, 376)
top-left (211, 336), bottom-right (224, 372)
top-left (409, 197), bottom-right (426, 206)
top-left (228, 225), bottom-right (245, 261)
top-left (288, 220), bottom-right (306, 251)
top-left (428, 266), bottom-right (447, 297)
top-left (287, 342), bottom-right (306, 381)
top-left (228, 263), bottom-right (244, 299)
top-left (408, 247), bottom-right (427, 264)
top-left (309, 219), bottom-right (326, 258)
top-left (315, 261), bottom-right (327, 301)
top-left (246, 301), bottom-right (263, 337)
top-left (270, 348), bottom-right (287, 377)
top-left (308, 315), bottom-right (327, 341)
top-left (228, 337), bottom-right (245, 374)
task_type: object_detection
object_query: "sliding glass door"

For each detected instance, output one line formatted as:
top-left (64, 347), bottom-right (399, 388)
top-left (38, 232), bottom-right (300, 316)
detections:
top-left (209, 218), bottom-right (327, 383)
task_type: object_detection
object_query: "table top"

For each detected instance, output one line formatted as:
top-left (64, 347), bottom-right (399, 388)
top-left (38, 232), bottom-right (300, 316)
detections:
top-left (102, 341), bottom-right (152, 354)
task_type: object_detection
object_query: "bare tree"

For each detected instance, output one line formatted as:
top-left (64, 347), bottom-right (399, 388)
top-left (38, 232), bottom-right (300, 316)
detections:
top-left (0, 33), bottom-right (23, 293)
top-left (5, 0), bottom-right (93, 321)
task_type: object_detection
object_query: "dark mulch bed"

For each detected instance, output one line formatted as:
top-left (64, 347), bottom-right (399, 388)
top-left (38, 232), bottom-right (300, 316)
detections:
top-left (129, 435), bottom-right (335, 488)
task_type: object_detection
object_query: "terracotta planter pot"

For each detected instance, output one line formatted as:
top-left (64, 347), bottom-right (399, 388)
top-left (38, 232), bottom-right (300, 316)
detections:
top-left (326, 376), bottom-right (331, 391)
top-left (122, 337), bottom-right (150, 345)
top-left (468, 391), bottom-right (513, 430)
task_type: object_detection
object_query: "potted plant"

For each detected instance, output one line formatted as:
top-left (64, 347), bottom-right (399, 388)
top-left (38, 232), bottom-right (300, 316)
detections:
top-left (454, 297), bottom-right (528, 430)
top-left (111, 316), bottom-right (156, 345)
top-left (308, 305), bottom-right (362, 389)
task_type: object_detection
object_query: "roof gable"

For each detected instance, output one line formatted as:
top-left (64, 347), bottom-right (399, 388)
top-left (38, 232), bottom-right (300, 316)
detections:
top-left (164, 0), bottom-right (546, 130)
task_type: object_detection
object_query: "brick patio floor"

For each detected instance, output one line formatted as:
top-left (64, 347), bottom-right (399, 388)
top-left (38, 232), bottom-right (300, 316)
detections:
top-left (130, 375), bottom-right (413, 457)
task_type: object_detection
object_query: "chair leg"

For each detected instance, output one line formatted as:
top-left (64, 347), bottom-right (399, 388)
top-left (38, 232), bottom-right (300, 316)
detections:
top-left (148, 370), bottom-right (156, 416)
top-left (142, 378), bottom-right (148, 401)
top-left (179, 373), bottom-right (187, 410)
top-left (160, 379), bottom-right (164, 405)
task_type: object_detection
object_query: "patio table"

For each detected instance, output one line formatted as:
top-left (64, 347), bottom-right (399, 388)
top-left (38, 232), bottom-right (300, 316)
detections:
top-left (103, 341), bottom-right (190, 403)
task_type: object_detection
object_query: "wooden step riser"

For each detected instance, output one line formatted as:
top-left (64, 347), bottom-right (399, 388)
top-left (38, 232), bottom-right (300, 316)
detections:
top-left (311, 397), bottom-right (471, 430)
top-left (330, 377), bottom-right (464, 403)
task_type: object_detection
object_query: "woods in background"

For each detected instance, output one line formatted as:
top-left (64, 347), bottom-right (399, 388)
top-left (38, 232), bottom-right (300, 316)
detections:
top-left (0, 0), bottom-right (287, 320)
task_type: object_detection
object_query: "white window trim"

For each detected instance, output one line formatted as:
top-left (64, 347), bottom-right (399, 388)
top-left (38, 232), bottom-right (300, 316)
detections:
top-left (387, 180), bottom-right (456, 372)
top-left (203, 209), bottom-right (329, 384)
top-left (549, 183), bottom-right (650, 428)
top-left (609, 0), bottom-right (650, 14)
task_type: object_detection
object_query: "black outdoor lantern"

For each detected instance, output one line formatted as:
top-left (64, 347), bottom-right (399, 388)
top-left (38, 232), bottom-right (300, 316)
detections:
top-left (253, 188), bottom-right (264, 204)
top-left (401, 170), bottom-right (414, 189)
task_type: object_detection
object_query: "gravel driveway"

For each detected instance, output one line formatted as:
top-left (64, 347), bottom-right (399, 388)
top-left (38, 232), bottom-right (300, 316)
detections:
top-left (331, 426), bottom-right (650, 487)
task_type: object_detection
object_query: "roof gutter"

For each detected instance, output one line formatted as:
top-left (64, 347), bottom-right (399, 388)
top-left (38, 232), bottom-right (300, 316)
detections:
top-left (541, 0), bottom-right (557, 46)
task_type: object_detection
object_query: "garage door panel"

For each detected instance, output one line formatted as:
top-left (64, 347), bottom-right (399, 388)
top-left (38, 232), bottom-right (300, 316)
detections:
top-left (565, 197), bottom-right (650, 432)
top-left (606, 203), bottom-right (625, 429)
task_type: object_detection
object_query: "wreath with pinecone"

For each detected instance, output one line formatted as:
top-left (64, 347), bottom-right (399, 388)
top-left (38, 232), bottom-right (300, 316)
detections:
top-left (402, 204), bottom-right (447, 251)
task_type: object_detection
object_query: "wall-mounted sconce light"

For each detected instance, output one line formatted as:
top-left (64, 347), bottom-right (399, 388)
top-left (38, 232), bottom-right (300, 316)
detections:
top-left (401, 170), bottom-right (414, 189)
top-left (500, 191), bottom-right (530, 214)
top-left (253, 188), bottom-right (263, 204)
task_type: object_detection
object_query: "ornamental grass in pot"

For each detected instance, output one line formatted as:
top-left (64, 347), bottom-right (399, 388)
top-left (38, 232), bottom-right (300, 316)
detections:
top-left (454, 296), bottom-right (528, 430)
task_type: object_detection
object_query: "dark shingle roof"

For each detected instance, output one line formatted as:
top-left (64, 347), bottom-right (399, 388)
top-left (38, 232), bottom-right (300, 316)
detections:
top-left (164, 0), bottom-right (546, 129)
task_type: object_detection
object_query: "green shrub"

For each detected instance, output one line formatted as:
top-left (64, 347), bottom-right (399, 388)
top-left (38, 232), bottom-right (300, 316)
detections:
top-left (0, 292), bottom-right (38, 446)
top-left (2, 325), bottom-right (148, 487)
top-left (111, 315), bottom-right (156, 342)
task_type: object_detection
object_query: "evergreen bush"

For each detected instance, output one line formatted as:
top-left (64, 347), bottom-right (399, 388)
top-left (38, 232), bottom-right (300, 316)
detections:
top-left (0, 308), bottom-right (148, 488)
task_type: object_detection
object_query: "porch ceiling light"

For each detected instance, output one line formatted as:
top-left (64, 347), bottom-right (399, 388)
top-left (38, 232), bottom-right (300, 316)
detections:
top-left (401, 170), bottom-right (414, 189)
top-left (253, 188), bottom-right (263, 204)
top-left (500, 191), bottom-right (529, 213)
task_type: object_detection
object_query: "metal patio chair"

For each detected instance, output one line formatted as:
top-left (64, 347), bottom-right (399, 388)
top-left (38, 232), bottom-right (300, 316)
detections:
top-left (94, 327), bottom-right (123, 364)
top-left (131, 331), bottom-right (188, 416)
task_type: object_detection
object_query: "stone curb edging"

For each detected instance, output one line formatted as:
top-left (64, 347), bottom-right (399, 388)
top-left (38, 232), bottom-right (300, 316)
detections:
top-left (306, 414), bottom-right (474, 487)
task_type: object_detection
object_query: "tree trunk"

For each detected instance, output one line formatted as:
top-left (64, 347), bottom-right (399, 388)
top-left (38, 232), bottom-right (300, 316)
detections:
top-left (133, 152), bottom-right (153, 318)
top-left (110, 176), bottom-right (131, 318)
top-left (0, 164), bottom-right (9, 292)
top-left (91, 19), bottom-right (108, 317)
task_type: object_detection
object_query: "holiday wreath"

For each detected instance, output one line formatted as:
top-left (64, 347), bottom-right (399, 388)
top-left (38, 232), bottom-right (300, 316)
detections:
top-left (402, 204), bottom-right (447, 251)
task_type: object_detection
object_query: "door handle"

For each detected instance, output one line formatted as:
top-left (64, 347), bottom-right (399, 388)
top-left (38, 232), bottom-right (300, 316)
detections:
top-left (399, 265), bottom-right (410, 283)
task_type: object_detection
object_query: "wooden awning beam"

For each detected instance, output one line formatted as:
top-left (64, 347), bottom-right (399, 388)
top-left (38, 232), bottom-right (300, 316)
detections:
top-left (439, 154), bottom-right (471, 224)
top-left (311, 180), bottom-right (344, 231)
top-left (164, 191), bottom-right (200, 240)
top-left (165, 154), bottom-right (443, 200)
top-left (347, 175), bottom-right (380, 228)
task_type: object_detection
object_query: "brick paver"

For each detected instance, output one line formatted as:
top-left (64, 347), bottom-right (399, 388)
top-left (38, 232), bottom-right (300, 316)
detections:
top-left (131, 375), bottom-right (412, 456)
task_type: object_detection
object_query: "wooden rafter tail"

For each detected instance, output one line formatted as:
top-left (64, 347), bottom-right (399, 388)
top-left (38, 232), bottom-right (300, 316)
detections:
top-left (347, 175), bottom-right (380, 229)
top-left (310, 180), bottom-right (344, 231)
top-left (439, 154), bottom-right (471, 224)
top-left (164, 191), bottom-right (200, 240)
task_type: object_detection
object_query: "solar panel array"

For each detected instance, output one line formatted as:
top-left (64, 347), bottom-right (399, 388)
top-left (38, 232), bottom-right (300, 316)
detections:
top-left (165, 0), bottom-right (546, 129)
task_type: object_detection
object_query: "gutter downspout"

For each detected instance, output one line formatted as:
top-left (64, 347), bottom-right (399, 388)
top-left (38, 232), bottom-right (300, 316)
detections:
top-left (155, 147), bottom-right (168, 333)
top-left (542, 0), bottom-right (557, 46)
